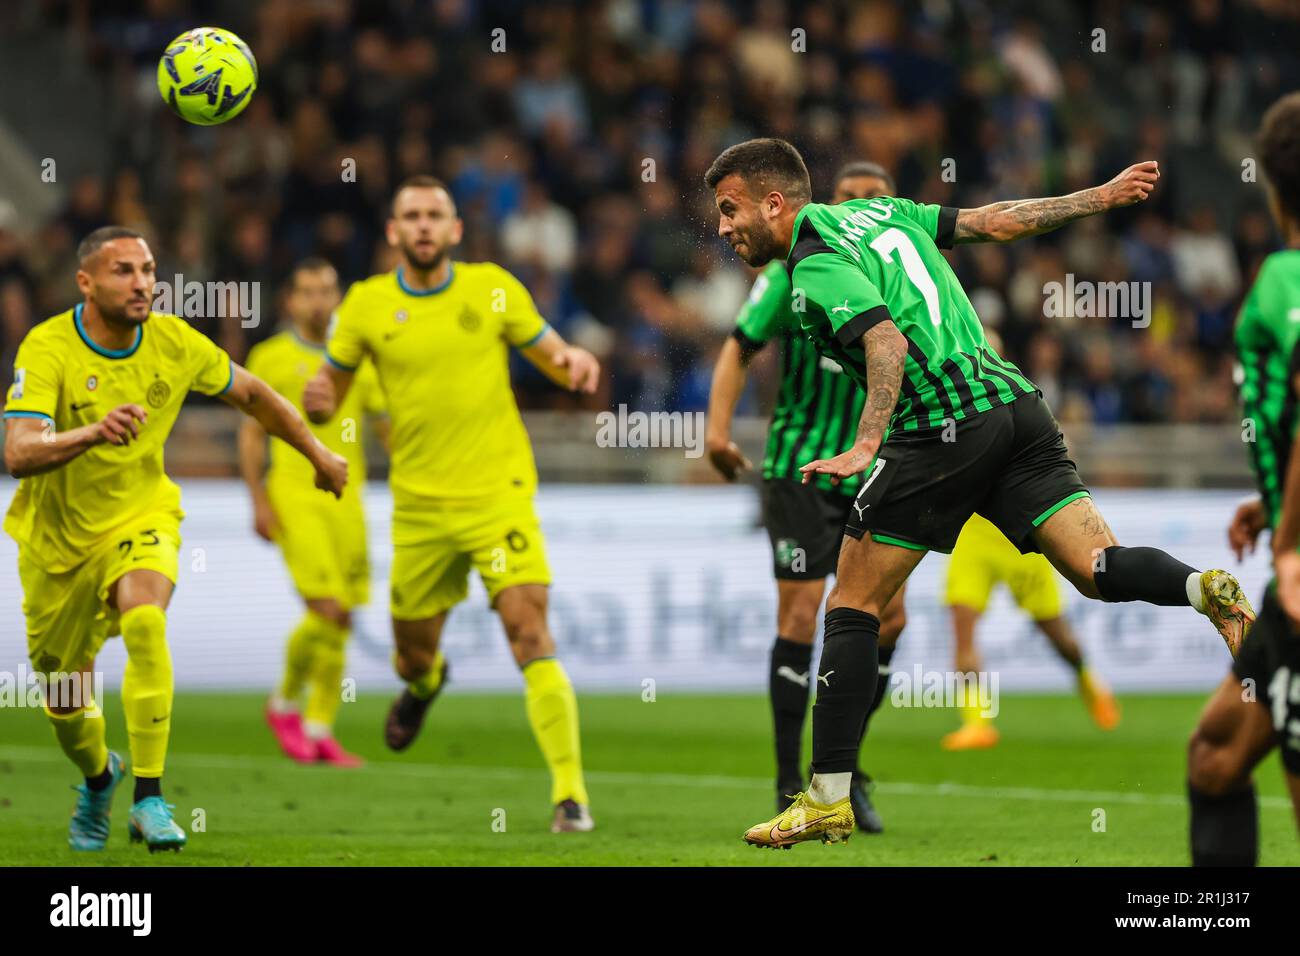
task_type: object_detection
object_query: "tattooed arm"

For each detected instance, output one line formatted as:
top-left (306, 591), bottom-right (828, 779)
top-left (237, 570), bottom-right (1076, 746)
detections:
top-left (952, 161), bottom-right (1160, 244)
top-left (799, 321), bottom-right (907, 486)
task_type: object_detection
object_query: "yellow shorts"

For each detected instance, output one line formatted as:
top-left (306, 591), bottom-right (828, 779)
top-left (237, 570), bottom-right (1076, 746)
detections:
top-left (268, 483), bottom-right (369, 608)
top-left (389, 496), bottom-right (551, 620)
top-left (944, 514), bottom-right (1062, 621)
top-left (19, 510), bottom-right (181, 675)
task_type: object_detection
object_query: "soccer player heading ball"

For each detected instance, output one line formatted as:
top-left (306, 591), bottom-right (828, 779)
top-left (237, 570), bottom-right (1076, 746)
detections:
top-left (704, 138), bottom-right (1254, 849)
top-left (4, 228), bottom-right (347, 853)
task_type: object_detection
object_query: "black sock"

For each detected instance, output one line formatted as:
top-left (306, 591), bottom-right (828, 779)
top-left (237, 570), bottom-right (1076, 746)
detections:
top-left (811, 608), bottom-right (879, 775)
top-left (133, 776), bottom-right (162, 803)
top-left (769, 636), bottom-right (813, 784)
top-left (1189, 782), bottom-right (1257, 866)
top-left (850, 645), bottom-right (895, 781)
top-left (85, 767), bottom-right (113, 792)
top-left (1094, 546), bottom-right (1196, 606)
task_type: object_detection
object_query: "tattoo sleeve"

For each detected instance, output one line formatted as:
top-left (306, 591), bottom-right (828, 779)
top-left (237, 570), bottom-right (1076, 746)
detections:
top-left (952, 188), bottom-right (1107, 244)
top-left (854, 321), bottom-right (907, 451)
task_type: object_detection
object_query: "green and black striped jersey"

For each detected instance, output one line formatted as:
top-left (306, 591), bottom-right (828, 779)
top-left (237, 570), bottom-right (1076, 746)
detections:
top-left (786, 196), bottom-right (1036, 434)
top-left (733, 260), bottom-right (865, 495)
top-left (1235, 249), bottom-right (1300, 529)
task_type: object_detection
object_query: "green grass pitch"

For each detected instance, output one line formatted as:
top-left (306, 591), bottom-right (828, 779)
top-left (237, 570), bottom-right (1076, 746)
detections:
top-left (1, 690), bottom-right (1296, 866)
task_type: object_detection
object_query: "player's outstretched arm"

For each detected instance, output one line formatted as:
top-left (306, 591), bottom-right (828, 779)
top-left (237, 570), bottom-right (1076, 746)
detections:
top-left (3, 404), bottom-right (147, 478)
top-left (222, 364), bottom-right (348, 498)
top-left (705, 335), bottom-right (755, 481)
top-left (799, 320), bottom-right (907, 485)
top-left (518, 328), bottom-right (600, 394)
top-left (952, 161), bottom-right (1160, 244)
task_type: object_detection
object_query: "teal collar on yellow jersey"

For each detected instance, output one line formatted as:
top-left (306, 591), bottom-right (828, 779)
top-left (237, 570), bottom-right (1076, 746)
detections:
top-left (396, 264), bottom-right (455, 297)
top-left (291, 329), bottom-right (327, 352)
top-left (74, 302), bottom-right (143, 359)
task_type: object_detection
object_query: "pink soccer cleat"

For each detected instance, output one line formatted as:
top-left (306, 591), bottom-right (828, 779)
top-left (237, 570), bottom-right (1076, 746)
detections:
top-left (315, 736), bottom-right (365, 768)
top-left (266, 703), bottom-right (316, 763)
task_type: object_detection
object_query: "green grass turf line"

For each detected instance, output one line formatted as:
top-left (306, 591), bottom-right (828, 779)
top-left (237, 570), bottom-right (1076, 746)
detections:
top-left (0, 691), bottom-right (1296, 866)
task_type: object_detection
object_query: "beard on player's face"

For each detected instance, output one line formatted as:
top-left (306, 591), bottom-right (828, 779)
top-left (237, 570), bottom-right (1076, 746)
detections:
top-left (733, 217), bottom-right (781, 267)
top-left (400, 235), bottom-right (450, 272)
top-left (94, 286), bottom-right (151, 325)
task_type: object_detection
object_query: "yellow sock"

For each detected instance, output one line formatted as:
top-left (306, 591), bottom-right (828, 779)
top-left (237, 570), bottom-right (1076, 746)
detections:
top-left (402, 650), bottom-right (446, 700)
top-left (304, 617), bottom-right (349, 730)
top-left (46, 703), bottom-right (109, 778)
top-left (523, 658), bottom-right (588, 805)
top-left (119, 605), bottom-right (173, 778)
top-left (959, 700), bottom-right (991, 727)
top-left (278, 612), bottom-right (325, 703)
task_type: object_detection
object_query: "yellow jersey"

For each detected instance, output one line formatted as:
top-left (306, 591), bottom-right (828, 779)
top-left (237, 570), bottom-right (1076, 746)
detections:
top-left (326, 263), bottom-right (548, 507)
top-left (3, 305), bottom-right (233, 573)
top-left (245, 329), bottom-right (385, 498)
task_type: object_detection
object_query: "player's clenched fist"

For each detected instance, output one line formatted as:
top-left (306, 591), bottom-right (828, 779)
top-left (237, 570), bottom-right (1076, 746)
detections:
top-left (552, 346), bottom-right (601, 394)
top-left (303, 369), bottom-right (336, 423)
top-left (1101, 160), bottom-right (1160, 209)
top-left (312, 446), bottom-right (349, 498)
top-left (94, 404), bottom-right (148, 446)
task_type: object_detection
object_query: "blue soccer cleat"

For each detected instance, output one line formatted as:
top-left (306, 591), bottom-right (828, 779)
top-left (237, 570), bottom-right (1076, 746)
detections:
top-left (128, 795), bottom-right (188, 853)
top-left (68, 751), bottom-right (127, 851)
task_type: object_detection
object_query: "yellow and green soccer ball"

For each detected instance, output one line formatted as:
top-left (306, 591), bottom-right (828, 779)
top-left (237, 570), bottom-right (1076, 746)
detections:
top-left (157, 27), bottom-right (258, 126)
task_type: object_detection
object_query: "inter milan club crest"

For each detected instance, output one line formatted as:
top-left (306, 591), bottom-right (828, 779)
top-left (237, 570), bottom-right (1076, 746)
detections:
top-left (86, 375), bottom-right (98, 391)
top-left (394, 309), bottom-right (409, 324)
top-left (147, 380), bottom-right (171, 408)
top-left (459, 306), bottom-right (481, 332)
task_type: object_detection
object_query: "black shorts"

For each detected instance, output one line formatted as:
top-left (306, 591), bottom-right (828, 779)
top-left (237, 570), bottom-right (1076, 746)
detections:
top-left (1232, 586), bottom-right (1300, 775)
top-left (761, 478), bottom-right (852, 580)
top-left (844, 391), bottom-right (1089, 555)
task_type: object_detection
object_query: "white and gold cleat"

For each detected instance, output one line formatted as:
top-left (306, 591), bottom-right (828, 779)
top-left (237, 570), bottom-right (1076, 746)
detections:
top-left (1200, 569), bottom-right (1255, 657)
top-left (743, 791), bottom-right (854, 849)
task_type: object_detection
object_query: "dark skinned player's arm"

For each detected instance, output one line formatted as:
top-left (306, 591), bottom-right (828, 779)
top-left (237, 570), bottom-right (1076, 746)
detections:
top-left (952, 161), bottom-right (1159, 244)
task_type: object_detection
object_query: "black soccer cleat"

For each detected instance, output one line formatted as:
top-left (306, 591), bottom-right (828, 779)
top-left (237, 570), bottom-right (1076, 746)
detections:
top-left (384, 659), bottom-right (449, 752)
top-left (850, 771), bottom-right (884, 834)
top-left (776, 778), bottom-right (803, 814)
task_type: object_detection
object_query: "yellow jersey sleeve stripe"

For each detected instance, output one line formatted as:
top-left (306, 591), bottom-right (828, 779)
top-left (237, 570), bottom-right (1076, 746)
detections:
top-left (3, 410), bottom-right (53, 420)
top-left (513, 323), bottom-right (550, 348)
top-left (326, 353), bottom-right (359, 372)
top-left (218, 358), bottom-right (235, 394)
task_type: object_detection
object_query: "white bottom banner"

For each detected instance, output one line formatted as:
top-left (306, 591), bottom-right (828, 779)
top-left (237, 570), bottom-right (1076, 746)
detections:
top-left (0, 481), bottom-right (1267, 693)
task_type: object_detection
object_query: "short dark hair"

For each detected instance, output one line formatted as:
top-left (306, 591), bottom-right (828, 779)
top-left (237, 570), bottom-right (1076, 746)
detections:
top-left (704, 138), bottom-right (811, 202)
top-left (391, 174), bottom-right (455, 216)
top-left (1260, 92), bottom-right (1300, 222)
top-left (77, 225), bottom-right (145, 265)
top-left (289, 256), bottom-right (337, 288)
top-left (833, 160), bottom-right (895, 194)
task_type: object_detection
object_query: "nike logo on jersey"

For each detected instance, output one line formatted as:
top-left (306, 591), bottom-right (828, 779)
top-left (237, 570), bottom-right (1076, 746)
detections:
top-left (831, 299), bottom-right (853, 314)
top-left (151, 714), bottom-right (169, 724)
top-left (70, 401), bottom-right (96, 412)
top-left (776, 666), bottom-right (810, 688)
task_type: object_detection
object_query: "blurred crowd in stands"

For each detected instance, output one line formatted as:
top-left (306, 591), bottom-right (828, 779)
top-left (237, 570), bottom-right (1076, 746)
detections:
top-left (1, 0), bottom-right (1299, 425)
